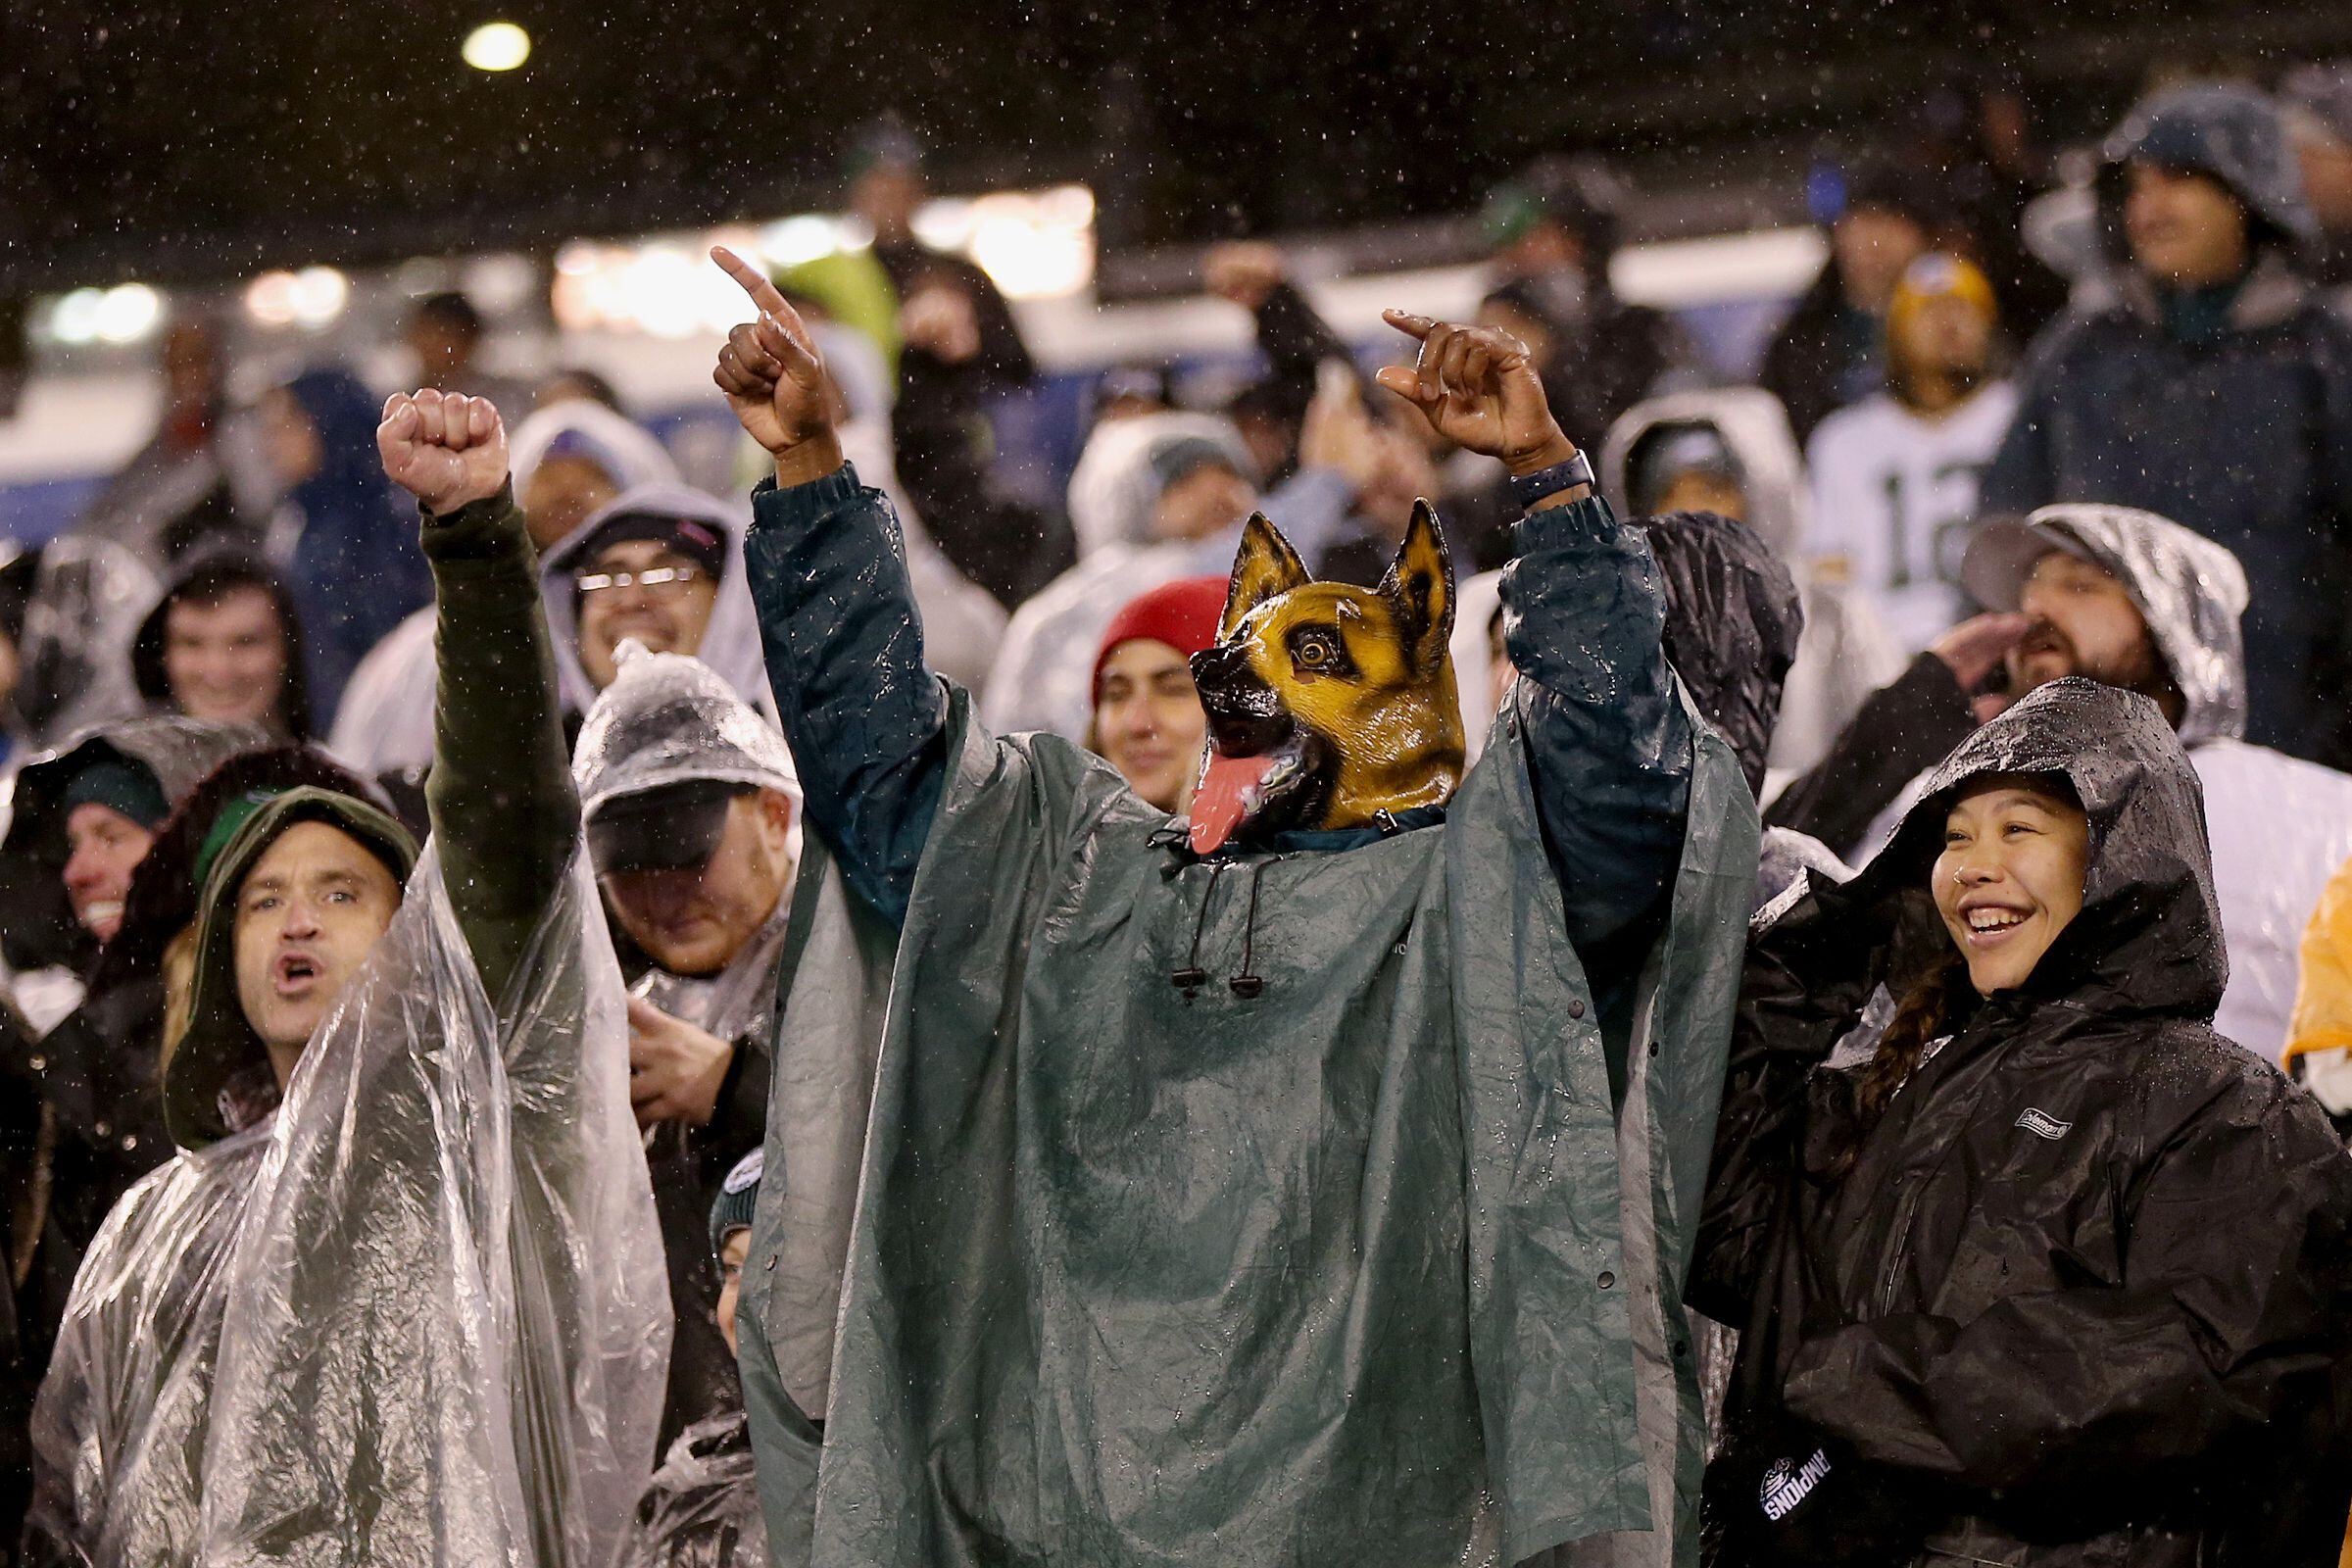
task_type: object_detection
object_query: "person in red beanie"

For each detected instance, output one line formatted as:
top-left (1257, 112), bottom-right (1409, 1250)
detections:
top-left (1087, 576), bottom-right (1227, 812)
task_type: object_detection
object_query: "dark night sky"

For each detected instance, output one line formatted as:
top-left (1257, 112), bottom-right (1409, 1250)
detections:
top-left (6, 0), bottom-right (2349, 289)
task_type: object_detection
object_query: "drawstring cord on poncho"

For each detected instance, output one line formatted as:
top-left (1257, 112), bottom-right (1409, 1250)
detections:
top-left (1168, 857), bottom-right (1272, 1000)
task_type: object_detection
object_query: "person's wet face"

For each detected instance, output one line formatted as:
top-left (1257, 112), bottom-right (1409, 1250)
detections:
top-left (2125, 162), bottom-right (2252, 288)
top-left (232, 820), bottom-right (402, 1077)
top-left (1892, 293), bottom-right (1992, 380)
top-left (1933, 777), bottom-right (2091, 995)
top-left (1833, 204), bottom-right (1932, 314)
top-left (522, 456), bottom-right (622, 552)
top-left (63, 804), bottom-right (155, 942)
top-left (1152, 462), bottom-right (1256, 544)
top-left (1096, 639), bottom-right (1208, 812)
top-left (601, 789), bottom-right (796, 976)
top-left (714, 1227), bottom-right (752, 1355)
top-left (576, 539), bottom-right (720, 690)
top-left (2007, 551), bottom-right (2161, 698)
top-left (165, 586), bottom-right (289, 726)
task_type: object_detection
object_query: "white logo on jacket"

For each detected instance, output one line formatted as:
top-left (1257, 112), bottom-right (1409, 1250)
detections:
top-left (2015, 1106), bottom-right (2074, 1140)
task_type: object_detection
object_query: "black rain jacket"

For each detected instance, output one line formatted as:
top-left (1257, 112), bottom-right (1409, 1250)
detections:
top-left (1693, 677), bottom-right (2352, 1566)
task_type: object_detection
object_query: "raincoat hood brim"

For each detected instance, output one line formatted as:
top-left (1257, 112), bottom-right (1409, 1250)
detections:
top-left (1599, 388), bottom-right (1807, 561)
top-left (1855, 677), bottom-right (2226, 1022)
top-left (1960, 504), bottom-right (2249, 746)
top-left (539, 482), bottom-right (770, 722)
top-left (2098, 82), bottom-right (2320, 250)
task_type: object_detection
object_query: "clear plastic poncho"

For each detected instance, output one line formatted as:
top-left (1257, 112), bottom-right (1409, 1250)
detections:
top-left (28, 844), bottom-right (671, 1567)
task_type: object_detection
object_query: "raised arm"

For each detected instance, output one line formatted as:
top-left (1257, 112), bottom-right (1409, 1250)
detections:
top-left (712, 248), bottom-right (949, 928)
top-left (375, 390), bottom-right (579, 1003)
top-left (1375, 314), bottom-right (1692, 959)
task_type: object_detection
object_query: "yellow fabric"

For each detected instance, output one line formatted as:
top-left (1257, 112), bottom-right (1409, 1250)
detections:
top-left (2285, 853), bottom-right (2352, 1064)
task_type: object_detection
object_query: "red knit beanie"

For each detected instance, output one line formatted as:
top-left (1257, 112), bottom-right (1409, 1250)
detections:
top-left (1092, 576), bottom-right (1231, 704)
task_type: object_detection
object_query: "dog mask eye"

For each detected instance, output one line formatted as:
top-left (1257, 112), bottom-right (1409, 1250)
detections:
top-left (1287, 626), bottom-right (1349, 674)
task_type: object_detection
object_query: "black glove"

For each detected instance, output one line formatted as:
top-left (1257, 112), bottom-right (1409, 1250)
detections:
top-left (1702, 1418), bottom-right (1936, 1568)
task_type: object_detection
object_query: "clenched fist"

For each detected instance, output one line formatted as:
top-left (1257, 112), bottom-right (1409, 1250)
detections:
top-left (1374, 312), bottom-right (1578, 479)
top-left (377, 389), bottom-right (510, 516)
top-left (710, 245), bottom-right (845, 487)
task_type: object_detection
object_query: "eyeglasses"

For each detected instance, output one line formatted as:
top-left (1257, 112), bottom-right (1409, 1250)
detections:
top-left (575, 564), bottom-right (705, 596)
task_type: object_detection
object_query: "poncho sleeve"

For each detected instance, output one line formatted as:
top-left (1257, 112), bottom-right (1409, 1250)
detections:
top-left (744, 464), bottom-right (951, 928)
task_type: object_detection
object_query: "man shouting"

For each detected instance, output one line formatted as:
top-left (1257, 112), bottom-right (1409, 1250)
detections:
top-left (26, 392), bottom-right (668, 1568)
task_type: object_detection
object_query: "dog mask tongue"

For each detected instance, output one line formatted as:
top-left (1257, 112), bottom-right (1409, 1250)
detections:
top-left (1188, 749), bottom-right (1283, 856)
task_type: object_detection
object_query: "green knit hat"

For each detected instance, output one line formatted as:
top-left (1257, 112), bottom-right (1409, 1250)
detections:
top-left (164, 787), bottom-right (418, 1150)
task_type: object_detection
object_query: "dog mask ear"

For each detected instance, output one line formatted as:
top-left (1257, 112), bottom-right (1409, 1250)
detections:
top-left (1220, 514), bottom-right (1313, 639)
top-left (1376, 501), bottom-right (1454, 673)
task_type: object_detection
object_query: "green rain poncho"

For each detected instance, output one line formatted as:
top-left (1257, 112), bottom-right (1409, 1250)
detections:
top-left (735, 466), bottom-right (1758, 1567)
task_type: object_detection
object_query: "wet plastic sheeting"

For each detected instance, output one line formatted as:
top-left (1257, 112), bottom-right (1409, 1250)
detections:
top-left (28, 849), bottom-right (669, 1566)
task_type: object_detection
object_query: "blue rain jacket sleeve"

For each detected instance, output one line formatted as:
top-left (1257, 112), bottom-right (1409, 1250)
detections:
top-left (1500, 493), bottom-right (1695, 964)
top-left (744, 464), bottom-right (948, 929)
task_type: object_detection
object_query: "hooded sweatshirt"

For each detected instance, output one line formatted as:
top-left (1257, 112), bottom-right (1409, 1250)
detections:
top-left (1983, 83), bottom-right (2352, 765)
top-left (1601, 389), bottom-right (1908, 781)
top-left (273, 367), bottom-right (435, 724)
top-left (981, 420), bottom-right (1354, 742)
top-left (1776, 504), bottom-right (2352, 1064)
top-left (1694, 678), bottom-right (2352, 1567)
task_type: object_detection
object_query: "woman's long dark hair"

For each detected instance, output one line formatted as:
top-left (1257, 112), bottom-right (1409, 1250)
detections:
top-left (1826, 917), bottom-right (1977, 1179)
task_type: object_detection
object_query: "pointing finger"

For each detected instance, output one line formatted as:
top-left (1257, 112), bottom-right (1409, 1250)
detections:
top-left (712, 245), bottom-right (790, 318)
top-left (1382, 309), bottom-right (1437, 342)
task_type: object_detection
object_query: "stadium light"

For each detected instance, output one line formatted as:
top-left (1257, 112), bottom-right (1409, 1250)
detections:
top-left (462, 21), bottom-right (531, 73)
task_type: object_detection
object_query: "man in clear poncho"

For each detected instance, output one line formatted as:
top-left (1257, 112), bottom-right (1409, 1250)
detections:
top-left (24, 390), bottom-right (670, 1568)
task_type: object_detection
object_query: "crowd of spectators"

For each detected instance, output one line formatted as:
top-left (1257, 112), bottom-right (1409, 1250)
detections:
top-left (7, 59), bottom-right (2352, 1565)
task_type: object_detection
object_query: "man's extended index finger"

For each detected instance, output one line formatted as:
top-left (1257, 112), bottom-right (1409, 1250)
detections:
top-left (712, 246), bottom-right (789, 317)
top-left (1382, 308), bottom-right (1437, 342)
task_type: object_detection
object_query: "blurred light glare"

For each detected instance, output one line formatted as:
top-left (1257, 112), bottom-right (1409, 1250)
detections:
top-left (760, 215), bottom-right (846, 269)
top-left (245, 270), bottom-right (300, 327)
top-left (462, 21), bottom-right (530, 72)
top-left (93, 284), bottom-right (162, 343)
top-left (289, 267), bottom-right (349, 327)
top-left (50, 289), bottom-right (107, 346)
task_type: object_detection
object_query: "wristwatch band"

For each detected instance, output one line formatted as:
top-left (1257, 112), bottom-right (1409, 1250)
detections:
top-left (1508, 450), bottom-right (1595, 510)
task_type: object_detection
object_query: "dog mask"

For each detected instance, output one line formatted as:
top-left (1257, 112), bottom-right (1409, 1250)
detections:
top-left (1186, 503), bottom-right (1464, 854)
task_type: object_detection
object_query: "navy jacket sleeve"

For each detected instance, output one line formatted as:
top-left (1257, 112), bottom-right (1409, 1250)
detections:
top-left (1499, 492), bottom-right (1694, 961)
top-left (743, 463), bottom-right (948, 929)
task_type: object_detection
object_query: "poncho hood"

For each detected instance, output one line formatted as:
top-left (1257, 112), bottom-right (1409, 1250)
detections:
top-left (165, 785), bottom-right (418, 1149)
top-left (1638, 509), bottom-right (1803, 796)
top-left (1601, 388), bottom-right (1807, 562)
top-left (1863, 676), bottom-right (2225, 1022)
top-left (1961, 502), bottom-right (2249, 747)
top-left (2098, 81), bottom-right (2319, 252)
top-left (540, 483), bottom-right (768, 722)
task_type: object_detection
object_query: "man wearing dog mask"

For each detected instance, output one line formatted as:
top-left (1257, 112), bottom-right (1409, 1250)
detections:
top-left (710, 247), bottom-right (1758, 1567)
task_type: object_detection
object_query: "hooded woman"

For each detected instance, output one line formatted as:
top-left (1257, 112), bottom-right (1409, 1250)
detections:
top-left (1692, 678), bottom-right (2352, 1565)
top-left (261, 368), bottom-right (435, 723)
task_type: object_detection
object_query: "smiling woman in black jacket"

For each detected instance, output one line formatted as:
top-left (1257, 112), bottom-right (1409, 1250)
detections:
top-left (1693, 676), bottom-right (2352, 1567)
